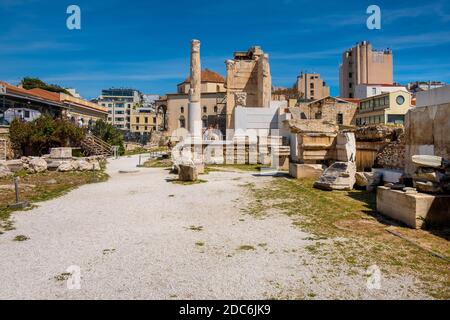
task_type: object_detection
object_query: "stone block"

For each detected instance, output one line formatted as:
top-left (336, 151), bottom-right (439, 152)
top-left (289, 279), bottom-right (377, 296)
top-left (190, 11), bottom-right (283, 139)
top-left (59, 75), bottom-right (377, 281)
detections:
top-left (28, 157), bottom-right (47, 173)
top-left (314, 161), bottom-right (356, 191)
top-left (50, 148), bottom-right (73, 159)
top-left (5, 160), bottom-right (23, 173)
top-left (179, 165), bottom-right (198, 182)
top-left (0, 162), bottom-right (13, 178)
top-left (290, 163), bottom-right (325, 180)
top-left (377, 186), bottom-right (450, 229)
top-left (355, 171), bottom-right (382, 191)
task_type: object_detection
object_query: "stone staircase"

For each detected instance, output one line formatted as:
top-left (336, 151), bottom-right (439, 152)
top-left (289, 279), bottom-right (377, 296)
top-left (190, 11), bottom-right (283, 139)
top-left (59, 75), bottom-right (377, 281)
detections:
top-left (81, 134), bottom-right (113, 156)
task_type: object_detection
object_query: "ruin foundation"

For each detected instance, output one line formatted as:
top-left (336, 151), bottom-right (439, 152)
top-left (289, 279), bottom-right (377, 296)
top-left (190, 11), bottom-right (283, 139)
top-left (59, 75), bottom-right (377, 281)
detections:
top-left (377, 186), bottom-right (450, 229)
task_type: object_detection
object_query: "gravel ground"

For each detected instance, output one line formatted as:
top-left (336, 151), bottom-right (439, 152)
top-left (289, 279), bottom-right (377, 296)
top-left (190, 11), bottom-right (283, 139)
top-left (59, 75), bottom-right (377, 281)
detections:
top-left (0, 156), bottom-right (430, 299)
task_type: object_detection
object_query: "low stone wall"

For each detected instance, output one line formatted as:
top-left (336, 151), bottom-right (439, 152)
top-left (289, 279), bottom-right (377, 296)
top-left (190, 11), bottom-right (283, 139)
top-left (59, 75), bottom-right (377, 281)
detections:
top-left (0, 154), bottom-right (105, 178)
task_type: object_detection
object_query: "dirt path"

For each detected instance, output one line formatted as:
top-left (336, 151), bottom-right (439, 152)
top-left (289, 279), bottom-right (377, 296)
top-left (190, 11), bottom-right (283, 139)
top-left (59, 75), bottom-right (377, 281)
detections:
top-left (0, 156), bottom-right (431, 299)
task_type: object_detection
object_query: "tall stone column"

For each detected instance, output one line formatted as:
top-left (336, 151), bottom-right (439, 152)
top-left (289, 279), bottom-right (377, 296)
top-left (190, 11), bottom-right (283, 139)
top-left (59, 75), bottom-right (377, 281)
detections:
top-left (188, 39), bottom-right (202, 141)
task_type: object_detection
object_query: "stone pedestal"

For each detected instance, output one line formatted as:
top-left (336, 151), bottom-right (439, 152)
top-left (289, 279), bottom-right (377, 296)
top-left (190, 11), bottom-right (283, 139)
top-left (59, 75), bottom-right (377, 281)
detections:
top-left (377, 186), bottom-right (450, 229)
top-left (179, 165), bottom-right (198, 182)
top-left (290, 163), bottom-right (325, 180)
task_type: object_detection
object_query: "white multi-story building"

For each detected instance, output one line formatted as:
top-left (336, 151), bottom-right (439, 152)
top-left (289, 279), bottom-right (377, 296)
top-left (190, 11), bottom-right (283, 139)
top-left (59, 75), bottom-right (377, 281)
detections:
top-left (98, 88), bottom-right (142, 131)
top-left (354, 84), bottom-right (409, 99)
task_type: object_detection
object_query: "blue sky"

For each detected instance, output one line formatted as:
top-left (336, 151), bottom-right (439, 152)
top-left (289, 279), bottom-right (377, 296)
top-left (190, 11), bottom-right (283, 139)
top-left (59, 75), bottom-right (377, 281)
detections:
top-left (1, 0), bottom-right (450, 99)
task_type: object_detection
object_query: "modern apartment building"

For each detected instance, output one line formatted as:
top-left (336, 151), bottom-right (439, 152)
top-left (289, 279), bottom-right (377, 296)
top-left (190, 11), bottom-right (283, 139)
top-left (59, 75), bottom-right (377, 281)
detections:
top-left (340, 41), bottom-right (394, 99)
top-left (356, 91), bottom-right (412, 126)
top-left (294, 72), bottom-right (330, 101)
top-left (355, 84), bottom-right (408, 99)
top-left (98, 88), bottom-right (142, 131)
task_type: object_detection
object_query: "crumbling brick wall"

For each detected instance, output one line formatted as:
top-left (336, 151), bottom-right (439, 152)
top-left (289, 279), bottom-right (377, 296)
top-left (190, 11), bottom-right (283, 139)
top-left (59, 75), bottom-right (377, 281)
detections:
top-left (0, 127), bottom-right (13, 160)
top-left (376, 133), bottom-right (406, 170)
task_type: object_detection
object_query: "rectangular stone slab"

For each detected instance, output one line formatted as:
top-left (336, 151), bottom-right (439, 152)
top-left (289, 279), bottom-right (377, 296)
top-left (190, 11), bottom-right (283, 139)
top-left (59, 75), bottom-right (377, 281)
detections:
top-left (377, 186), bottom-right (450, 229)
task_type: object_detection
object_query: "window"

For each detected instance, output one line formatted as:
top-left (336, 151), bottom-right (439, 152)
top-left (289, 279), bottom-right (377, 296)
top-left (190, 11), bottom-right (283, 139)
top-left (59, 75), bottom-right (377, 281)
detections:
top-left (310, 83), bottom-right (314, 89)
top-left (116, 103), bottom-right (124, 108)
top-left (153, 117), bottom-right (156, 124)
top-left (396, 95), bottom-right (405, 105)
top-left (145, 117), bottom-right (148, 124)
top-left (136, 126), bottom-right (139, 131)
top-left (349, 72), bottom-right (353, 78)
top-left (315, 112), bottom-right (322, 120)
top-left (144, 126), bottom-right (148, 131)
top-left (136, 117), bottom-right (140, 123)
top-left (349, 83), bottom-right (353, 89)
top-left (116, 111), bottom-right (124, 115)
top-left (337, 113), bottom-right (344, 125)
top-left (202, 116), bottom-right (208, 128)
top-left (203, 106), bottom-right (207, 113)
top-left (349, 93), bottom-right (354, 98)
top-left (372, 88), bottom-right (377, 95)
top-left (310, 90), bottom-right (314, 97)
top-left (214, 106), bottom-right (218, 113)
top-left (181, 107), bottom-right (185, 114)
top-left (179, 116), bottom-right (186, 128)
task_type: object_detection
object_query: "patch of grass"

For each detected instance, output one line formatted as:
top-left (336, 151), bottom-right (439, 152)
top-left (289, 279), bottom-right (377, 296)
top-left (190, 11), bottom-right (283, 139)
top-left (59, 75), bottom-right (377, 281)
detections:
top-left (169, 179), bottom-right (207, 186)
top-left (13, 235), bottom-right (29, 242)
top-left (124, 147), bottom-right (149, 156)
top-left (103, 249), bottom-right (116, 255)
top-left (238, 245), bottom-right (256, 251)
top-left (243, 178), bottom-right (450, 299)
top-left (0, 170), bottom-right (109, 234)
top-left (54, 272), bottom-right (72, 282)
top-left (143, 158), bottom-right (172, 168)
top-left (188, 226), bottom-right (204, 232)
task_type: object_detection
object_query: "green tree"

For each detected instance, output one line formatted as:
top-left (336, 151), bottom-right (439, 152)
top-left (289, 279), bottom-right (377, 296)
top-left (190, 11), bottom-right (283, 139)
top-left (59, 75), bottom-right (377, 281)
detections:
top-left (20, 77), bottom-right (72, 95)
top-left (91, 120), bottom-right (125, 155)
top-left (9, 115), bottom-right (85, 156)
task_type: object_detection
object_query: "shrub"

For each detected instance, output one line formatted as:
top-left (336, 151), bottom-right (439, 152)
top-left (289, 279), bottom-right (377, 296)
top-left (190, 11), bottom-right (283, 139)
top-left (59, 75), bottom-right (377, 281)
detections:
top-left (91, 120), bottom-right (125, 155)
top-left (9, 115), bottom-right (85, 156)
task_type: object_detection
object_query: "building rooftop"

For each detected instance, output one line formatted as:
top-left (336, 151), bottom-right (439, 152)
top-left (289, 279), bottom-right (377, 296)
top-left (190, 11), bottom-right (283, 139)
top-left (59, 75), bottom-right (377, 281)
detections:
top-left (182, 69), bottom-right (225, 84)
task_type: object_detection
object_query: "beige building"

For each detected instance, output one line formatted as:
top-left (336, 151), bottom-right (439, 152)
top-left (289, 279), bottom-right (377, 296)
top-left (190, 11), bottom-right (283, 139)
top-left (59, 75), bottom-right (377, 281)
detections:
top-left (295, 72), bottom-right (330, 100)
top-left (340, 41), bottom-right (394, 99)
top-left (158, 69), bottom-right (227, 137)
top-left (356, 91), bottom-right (412, 126)
top-left (295, 96), bottom-right (358, 126)
top-left (225, 46), bottom-right (272, 129)
top-left (130, 110), bottom-right (161, 135)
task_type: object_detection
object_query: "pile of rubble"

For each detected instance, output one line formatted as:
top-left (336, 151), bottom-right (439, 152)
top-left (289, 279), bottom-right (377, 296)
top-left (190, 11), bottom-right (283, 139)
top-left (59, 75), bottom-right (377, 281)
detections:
top-left (412, 155), bottom-right (450, 194)
top-left (0, 148), bottom-right (104, 178)
top-left (354, 124), bottom-right (403, 142)
top-left (376, 133), bottom-right (406, 169)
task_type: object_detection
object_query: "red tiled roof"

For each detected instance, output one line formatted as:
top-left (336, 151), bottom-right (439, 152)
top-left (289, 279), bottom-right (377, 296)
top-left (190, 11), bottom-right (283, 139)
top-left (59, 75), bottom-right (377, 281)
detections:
top-left (341, 98), bottom-right (361, 104)
top-left (27, 88), bottom-right (61, 102)
top-left (183, 69), bottom-right (225, 84)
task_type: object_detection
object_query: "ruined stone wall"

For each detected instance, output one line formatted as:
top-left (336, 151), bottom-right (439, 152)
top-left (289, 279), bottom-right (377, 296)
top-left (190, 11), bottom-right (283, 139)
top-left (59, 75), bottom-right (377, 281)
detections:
top-left (376, 134), bottom-right (406, 170)
top-left (0, 127), bottom-right (13, 160)
top-left (405, 103), bottom-right (450, 175)
top-left (296, 99), bottom-right (357, 126)
top-left (225, 47), bottom-right (272, 129)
